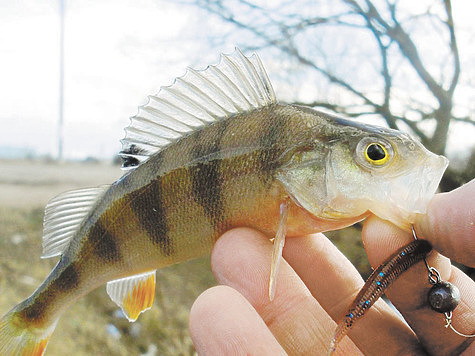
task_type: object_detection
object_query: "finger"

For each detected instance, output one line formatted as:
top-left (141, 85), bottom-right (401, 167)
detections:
top-left (416, 179), bottom-right (475, 267)
top-left (283, 233), bottom-right (423, 355)
top-left (212, 227), bottom-right (362, 355)
top-left (189, 285), bottom-right (286, 355)
top-left (363, 216), bottom-right (475, 356)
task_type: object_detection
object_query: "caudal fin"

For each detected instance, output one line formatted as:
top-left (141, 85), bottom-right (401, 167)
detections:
top-left (0, 307), bottom-right (58, 356)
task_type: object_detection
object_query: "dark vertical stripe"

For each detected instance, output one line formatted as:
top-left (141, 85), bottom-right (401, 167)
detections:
top-left (19, 298), bottom-right (48, 323)
top-left (88, 220), bottom-right (121, 262)
top-left (19, 261), bottom-right (80, 323)
top-left (191, 160), bottom-right (223, 223)
top-left (54, 263), bottom-right (80, 291)
top-left (259, 114), bottom-right (286, 176)
top-left (189, 120), bottom-right (228, 225)
top-left (129, 177), bottom-right (173, 256)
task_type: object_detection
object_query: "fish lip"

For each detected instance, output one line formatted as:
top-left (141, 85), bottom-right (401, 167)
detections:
top-left (392, 153), bottom-right (448, 218)
top-left (414, 154), bottom-right (448, 212)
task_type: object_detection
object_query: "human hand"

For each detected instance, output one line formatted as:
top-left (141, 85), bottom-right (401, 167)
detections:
top-left (189, 180), bottom-right (475, 355)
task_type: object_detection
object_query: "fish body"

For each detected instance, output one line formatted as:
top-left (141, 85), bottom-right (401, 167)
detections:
top-left (0, 49), bottom-right (448, 355)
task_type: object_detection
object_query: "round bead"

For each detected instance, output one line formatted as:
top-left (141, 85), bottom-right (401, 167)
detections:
top-left (427, 281), bottom-right (460, 313)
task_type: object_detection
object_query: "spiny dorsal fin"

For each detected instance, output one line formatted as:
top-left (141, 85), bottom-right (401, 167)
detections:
top-left (41, 186), bottom-right (109, 259)
top-left (106, 271), bottom-right (156, 322)
top-left (119, 48), bottom-right (276, 170)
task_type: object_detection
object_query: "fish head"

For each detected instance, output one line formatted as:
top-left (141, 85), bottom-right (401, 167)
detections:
top-left (326, 125), bottom-right (448, 229)
top-left (278, 117), bottom-right (448, 231)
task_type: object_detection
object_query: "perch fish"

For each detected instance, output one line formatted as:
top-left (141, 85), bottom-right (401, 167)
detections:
top-left (0, 49), bottom-right (448, 355)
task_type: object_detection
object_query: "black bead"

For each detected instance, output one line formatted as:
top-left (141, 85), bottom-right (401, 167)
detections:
top-left (427, 281), bottom-right (460, 313)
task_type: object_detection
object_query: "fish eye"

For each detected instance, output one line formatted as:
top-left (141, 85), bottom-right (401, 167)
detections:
top-left (355, 137), bottom-right (393, 169)
top-left (365, 143), bottom-right (389, 165)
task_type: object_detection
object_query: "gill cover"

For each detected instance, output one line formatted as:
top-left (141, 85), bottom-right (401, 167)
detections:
top-left (277, 145), bottom-right (333, 219)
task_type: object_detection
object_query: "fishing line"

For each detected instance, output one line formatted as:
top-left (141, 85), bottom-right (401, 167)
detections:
top-left (411, 225), bottom-right (475, 339)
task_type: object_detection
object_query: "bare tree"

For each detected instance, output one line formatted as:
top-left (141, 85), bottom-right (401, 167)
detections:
top-left (186, 0), bottom-right (473, 189)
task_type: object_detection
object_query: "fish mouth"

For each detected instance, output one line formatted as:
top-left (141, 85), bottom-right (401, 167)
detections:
top-left (386, 153), bottom-right (448, 228)
top-left (402, 154), bottom-right (448, 212)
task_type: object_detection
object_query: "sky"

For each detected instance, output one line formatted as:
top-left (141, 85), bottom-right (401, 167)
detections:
top-left (0, 0), bottom-right (474, 160)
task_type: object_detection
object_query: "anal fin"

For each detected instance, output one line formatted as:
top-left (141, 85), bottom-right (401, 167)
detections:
top-left (269, 200), bottom-right (289, 301)
top-left (106, 271), bottom-right (156, 322)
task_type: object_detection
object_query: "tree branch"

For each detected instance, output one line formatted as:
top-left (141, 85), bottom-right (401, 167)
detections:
top-left (444, 0), bottom-right (460, 96)
top-left (196, 0), bottom-right (379, 107)
top-left (452, 116), bottom-right (475, 125)
top-left (343, 0), bottom-right (448, 105)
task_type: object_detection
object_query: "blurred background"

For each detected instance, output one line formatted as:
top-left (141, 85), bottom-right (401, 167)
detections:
top-left (0, 0), bottom-right (473, 355)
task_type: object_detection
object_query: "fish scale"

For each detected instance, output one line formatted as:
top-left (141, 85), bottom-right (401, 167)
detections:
top-left (0, 49), bottom-right (448, 355)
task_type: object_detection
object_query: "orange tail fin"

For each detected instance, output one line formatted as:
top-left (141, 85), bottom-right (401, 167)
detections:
top-left (0, 307), bottom-right (57, 356)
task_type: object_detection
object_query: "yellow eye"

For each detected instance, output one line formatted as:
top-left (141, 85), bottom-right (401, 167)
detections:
top-left (365, 143), bottom-right (389, 165)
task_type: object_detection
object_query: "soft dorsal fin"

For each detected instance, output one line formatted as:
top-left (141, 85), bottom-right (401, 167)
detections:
top-left (119, 48), bottom-right (276, 170)
top-left (106, 270), bottom-right (156, 322)
top-left (41, 186), bottom-right (109, 259)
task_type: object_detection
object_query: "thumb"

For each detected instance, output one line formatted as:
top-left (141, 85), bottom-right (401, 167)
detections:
top-left (415, 179), bottom-right (475, 267)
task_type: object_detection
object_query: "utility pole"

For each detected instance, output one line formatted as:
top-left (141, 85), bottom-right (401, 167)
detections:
top-left (58, 0), bottom-right (65, 161)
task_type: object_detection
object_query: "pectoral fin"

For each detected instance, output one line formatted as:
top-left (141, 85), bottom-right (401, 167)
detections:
top-left (269, 200), bottom-right (289, 301)
top-left (106, 271), bottom-right (156, 322)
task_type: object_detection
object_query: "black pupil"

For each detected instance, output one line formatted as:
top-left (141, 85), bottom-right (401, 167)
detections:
top-left (367, 144), bottom-right (386, 161)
